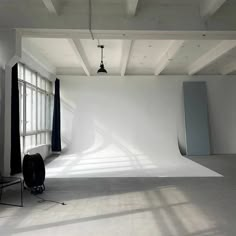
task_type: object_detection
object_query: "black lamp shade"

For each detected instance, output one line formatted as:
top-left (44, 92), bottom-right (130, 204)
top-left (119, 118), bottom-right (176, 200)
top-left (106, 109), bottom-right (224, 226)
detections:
top-left (97, 61), bottom-right (107, 74)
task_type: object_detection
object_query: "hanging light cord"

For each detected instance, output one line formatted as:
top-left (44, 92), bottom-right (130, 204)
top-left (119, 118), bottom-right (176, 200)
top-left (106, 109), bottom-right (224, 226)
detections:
top-left (89, 0), bottom-right (94, 40)
top-left (25, 187), bottom-right (66, 206)
top-left (33, 194), bottom-right (66, 206)
top-left (101, 46), bottom-right (103, 62)
top-left (89, 0), bottom-right (101, 46)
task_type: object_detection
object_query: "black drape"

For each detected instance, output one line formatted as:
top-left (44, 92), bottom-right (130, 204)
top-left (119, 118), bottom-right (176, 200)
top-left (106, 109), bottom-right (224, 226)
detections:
top-left (51, 78), bottom-right (61, 152)
top-left (10, 64), bottom-right (22, 175)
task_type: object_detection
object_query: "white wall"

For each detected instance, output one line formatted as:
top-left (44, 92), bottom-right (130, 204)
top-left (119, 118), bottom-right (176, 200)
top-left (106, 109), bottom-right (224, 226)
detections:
top-left (59, 75), bottom-right (236, 158)
top-left (207, 77), bottom-right (236, 154)
top-left (0, 30), bottom-right (17, 69)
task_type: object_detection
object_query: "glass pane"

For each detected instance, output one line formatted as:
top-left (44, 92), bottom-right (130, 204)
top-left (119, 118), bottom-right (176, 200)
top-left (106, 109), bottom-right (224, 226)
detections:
top-left (25, 136), bottom-right (31, 152)
top-left (46, 81), bottom-right (52, 93)
top-left (31, 72), bottom-right (36, 86)
top-left (41, 78), bottom-right (46, 90)
top-left (18, 82), bottom-right (24, 134)
top-left (46, 132), bottom-right (51, 144)
top-left (37, 133), bottom-right (41, 145)
top-left (46, 94), bottom-right (51, 130)
top-left (37, 91), bottom-right (42, 130)
top-left (38, 75), bottom-right (46, 90)
top-left (25, 68), bottom-right (31, 83)
top-left (41, 93), bottom-right (46, 130)
top-left (37, 75), bottom-right (41, 88)
top-left (41, 133), bottom-right (46, 144)
top-left (26, 86), bottom-right (32, 132)
top-left (51, 94), bottom-right (54, 127)
top-left (32, 89), bottom-right (36, 131)
top-left (31, 135), bottom-right (36, 147)
top-left (46, 81), bottom-right (49, 92)
top-left (26, 85), bottom-right (36, 132)
top-left (25, 135), bottom-right (36, 151)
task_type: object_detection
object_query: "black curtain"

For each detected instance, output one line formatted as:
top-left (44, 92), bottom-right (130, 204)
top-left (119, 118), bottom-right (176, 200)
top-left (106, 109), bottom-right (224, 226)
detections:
top-left (11, 64), bottom-right (22, 175)
top-left (51, 78), bottom-right (61, 152)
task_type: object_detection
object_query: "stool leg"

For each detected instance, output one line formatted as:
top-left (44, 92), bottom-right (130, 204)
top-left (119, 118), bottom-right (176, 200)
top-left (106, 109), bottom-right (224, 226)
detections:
top-left (20, 180), bottom-right (23, 207)
top-left (0, 187), bottom-right (2, 201)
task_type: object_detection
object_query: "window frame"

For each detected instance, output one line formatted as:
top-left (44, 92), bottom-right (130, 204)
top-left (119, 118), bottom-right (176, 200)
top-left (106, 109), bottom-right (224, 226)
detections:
top-left (18, 63), bottom-right (53, 154)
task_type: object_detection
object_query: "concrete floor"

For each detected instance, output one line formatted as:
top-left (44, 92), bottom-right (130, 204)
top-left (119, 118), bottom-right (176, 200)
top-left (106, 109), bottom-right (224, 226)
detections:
top-left (1, 155), bottom-right (236, 236)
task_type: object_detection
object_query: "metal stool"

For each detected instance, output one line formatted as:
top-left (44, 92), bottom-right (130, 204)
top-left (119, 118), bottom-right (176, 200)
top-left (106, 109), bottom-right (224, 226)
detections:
top-left (0, 176), bottom-right (23, 207)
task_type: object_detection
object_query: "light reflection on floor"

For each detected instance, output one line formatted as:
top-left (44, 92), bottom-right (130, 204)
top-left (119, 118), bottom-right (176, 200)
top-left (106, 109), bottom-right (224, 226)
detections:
top-left (0, 184), bottom-right (223, 236)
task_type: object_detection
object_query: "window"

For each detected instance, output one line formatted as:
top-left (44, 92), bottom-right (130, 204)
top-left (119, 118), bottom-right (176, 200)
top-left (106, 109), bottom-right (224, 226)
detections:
top-left (18, 63), bottom-right (53, 154)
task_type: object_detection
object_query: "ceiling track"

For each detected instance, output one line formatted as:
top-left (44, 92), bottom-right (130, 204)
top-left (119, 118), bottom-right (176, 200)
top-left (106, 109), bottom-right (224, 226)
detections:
top-left (89, 0), bottom-right (94, 40)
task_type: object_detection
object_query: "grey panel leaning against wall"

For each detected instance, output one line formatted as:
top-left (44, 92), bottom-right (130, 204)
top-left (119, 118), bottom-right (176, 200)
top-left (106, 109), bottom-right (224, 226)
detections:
top-left (183, 81), bottom-right (211, 156)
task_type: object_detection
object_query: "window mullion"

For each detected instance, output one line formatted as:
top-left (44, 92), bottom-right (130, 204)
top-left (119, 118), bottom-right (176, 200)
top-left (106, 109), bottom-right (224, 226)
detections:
top-left (45, 92), bottom-right (47, 144)
top-left (40, 92), bottom-right (42, 133)
top-left (36, 73), bottom-right (38, 145)
top-left (23, 66), bottom-right (26, 153)
top-left (31, 84), bottom-right (33, 133)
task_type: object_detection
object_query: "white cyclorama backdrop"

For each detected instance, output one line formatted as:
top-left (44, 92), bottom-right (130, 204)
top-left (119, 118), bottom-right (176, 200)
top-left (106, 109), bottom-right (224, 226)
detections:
top-left (46, 75), bottom-right (235, 178)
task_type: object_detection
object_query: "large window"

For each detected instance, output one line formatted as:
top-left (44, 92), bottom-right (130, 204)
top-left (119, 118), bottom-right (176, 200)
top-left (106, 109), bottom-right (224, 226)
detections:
top-left (18, 63), bottom-right (53, 154)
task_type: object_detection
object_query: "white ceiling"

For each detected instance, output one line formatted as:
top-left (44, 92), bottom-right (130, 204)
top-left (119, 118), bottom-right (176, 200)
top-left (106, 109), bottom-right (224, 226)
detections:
top-left (23, 38), bottom-right (82, 68)
top-left (22, 37), bottom-right (236, 76)
top-left (127, 40), bottom-right (172, 75)
top-left (1, 0), bottom-right (236, 35)
top-left (162, 40), bottom-right (221, 75)
top-left (198, 47), bottom-right (236, 75)
top-left (2, 0), bottom-right (236, 78)
top-left (13, 0), bottom-right (236, 76)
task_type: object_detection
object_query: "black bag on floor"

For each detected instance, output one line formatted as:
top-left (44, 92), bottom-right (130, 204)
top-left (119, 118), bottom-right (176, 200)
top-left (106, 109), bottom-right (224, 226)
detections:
top-left (23, 153), bottom-right (45, 194)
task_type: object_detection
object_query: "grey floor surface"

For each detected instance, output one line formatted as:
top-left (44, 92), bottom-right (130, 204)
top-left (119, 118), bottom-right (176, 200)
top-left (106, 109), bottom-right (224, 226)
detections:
top-left (1, 155), bottom-right (236, 236)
